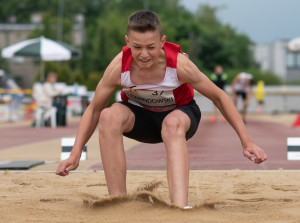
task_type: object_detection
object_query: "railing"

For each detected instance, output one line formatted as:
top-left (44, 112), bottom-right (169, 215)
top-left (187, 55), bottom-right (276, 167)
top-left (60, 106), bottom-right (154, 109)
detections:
top-left (195, 85), bottom-right (300, 114)
top-left (1, 85), bottom-right (300, 122)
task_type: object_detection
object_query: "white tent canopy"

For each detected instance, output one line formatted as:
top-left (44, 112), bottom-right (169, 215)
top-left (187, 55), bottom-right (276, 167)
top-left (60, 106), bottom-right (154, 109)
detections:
top-left (1, 36), bottom-right (79, 61)
top-left (288, 37), bottom-right (300, 52)
top-left (1, 36), bottom-right (80, 82)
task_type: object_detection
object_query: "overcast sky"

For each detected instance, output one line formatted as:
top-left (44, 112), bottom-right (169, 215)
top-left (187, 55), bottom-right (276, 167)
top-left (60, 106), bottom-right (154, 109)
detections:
top-left (180, 0), bottom-right (300, 45)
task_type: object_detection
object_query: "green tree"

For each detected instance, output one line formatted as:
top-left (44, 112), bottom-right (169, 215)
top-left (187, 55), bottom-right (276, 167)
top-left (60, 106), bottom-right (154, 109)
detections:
top-left (1, 0), bottom-right (280, 89)
top-left (190, 5), bottom-right (255, 71)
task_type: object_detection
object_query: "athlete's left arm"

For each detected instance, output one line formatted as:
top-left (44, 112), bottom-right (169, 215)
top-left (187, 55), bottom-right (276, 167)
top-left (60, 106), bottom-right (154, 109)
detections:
top-left (177, 53), bottom-right (267, 164)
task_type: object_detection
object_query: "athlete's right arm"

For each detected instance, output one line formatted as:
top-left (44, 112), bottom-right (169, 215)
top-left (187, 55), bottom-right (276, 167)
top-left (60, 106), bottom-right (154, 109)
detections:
top-left (231, 74), bottom-right (240, 89)
top-left (56, 52), bottom-right (122, 176)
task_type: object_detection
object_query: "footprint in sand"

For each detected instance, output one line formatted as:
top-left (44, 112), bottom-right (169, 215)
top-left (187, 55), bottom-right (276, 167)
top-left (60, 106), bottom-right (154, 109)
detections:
top-left (271, 185), bottom-right (298, 192)
top-left (228, 197), bottom-right (294, 203)
top-left (40, 198), bottom-right (67, 203)
top-left (86, 183), bottom-right (107, 187)
top-left (233, 183), bottom-right (262, 195)
top-left (12, 179), bottom-right (31, 186)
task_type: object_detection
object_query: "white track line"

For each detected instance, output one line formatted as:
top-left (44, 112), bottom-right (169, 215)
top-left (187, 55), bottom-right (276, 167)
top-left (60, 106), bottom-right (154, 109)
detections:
top-left (1, 169), bottom-right (300, 174)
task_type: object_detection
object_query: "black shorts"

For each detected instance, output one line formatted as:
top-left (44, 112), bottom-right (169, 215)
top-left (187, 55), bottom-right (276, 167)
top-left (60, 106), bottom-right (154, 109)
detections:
top-left (257, 100), bottom-right (264, 105)
top-left (119, 99), bottom-right (201, 144)
top-left (236, 91), bottom-right (247, 100)
top-left (214, 83), bottom-right (225, 90)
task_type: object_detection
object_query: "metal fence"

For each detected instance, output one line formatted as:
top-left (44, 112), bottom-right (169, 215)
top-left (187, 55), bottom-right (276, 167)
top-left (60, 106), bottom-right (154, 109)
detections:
top-left (0, 89), bottom-right (29, 122)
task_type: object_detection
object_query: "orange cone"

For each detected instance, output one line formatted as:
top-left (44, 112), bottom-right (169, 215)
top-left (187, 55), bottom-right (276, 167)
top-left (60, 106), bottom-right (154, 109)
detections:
top-left (292, 113), bottom-right (300, 127)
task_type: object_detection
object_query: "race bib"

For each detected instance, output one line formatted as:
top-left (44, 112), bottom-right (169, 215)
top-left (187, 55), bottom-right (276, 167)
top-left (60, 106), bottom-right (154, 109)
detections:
top-left (123, 88), bottom-right (176, 112)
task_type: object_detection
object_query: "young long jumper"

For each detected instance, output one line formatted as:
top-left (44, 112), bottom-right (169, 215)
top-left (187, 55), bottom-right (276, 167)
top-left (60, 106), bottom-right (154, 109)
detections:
top-left (56, 10), bottom-right (267, 208)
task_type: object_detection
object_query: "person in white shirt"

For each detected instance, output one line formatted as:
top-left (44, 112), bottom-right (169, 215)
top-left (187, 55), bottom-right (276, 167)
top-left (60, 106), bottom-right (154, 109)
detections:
top-left (231, 72), bottom-right (255, 123)
top-left (35, 72), bottom-right (60, 128)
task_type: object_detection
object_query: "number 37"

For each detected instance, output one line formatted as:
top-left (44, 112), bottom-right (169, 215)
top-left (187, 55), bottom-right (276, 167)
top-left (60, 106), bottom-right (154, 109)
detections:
top-left (152, 91), bottom-right (164, 96)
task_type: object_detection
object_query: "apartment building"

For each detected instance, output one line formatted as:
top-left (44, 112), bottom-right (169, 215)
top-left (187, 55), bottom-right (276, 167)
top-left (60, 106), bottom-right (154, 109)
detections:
top-left (254, 39), bottom-right (300, 82)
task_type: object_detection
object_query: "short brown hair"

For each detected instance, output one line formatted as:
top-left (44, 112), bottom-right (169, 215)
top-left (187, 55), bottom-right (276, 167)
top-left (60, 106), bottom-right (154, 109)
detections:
top-left (127, 10), bottom-right (163, 37)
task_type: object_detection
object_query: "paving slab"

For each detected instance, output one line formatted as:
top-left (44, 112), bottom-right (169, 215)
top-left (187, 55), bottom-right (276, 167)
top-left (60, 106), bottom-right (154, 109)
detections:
top-left (0, 161), bottom-right (44, 170)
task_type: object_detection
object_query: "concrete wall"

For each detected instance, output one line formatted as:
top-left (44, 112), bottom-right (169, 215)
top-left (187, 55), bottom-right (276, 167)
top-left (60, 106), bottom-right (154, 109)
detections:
top-left (194, 86), bottom-right (300, 114)
top-left (272, 40), bottom-right (287, 80)
top-left (0, 24), bottom-right (40, 48)
top-left (287, 68), bottom-right (300, 82)
top-left (254, 44), bottom-right (272, 72)
top-left (253, 40), bottom-right (288, 81)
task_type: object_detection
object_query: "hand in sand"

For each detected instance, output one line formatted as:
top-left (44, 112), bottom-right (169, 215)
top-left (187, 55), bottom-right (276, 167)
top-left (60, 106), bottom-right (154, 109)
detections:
top-left (56, 156), bottom-right (79, 176)
top-left (243, 143), bottom-right (267, 164)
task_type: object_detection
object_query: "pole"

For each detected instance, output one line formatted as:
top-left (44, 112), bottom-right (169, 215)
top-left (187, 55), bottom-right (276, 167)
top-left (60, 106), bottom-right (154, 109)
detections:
top-left (144, 0), bottom-right (149, 10)
top-left (40, 61), bottom-right (45, 83)
top-left (57, 0), bottom-right (64, 41)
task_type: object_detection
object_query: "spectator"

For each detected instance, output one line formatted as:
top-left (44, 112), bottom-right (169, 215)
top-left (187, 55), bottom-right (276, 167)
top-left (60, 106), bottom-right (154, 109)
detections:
top-left (209, 65), bottom-right (228, 122)
top-left (255, 80), bottom-right (265, 114)
top-left (35, 72), bottom-right (60, 128)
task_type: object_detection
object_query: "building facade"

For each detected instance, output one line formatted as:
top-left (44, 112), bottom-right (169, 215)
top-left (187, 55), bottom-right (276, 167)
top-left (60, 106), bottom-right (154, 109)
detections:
top-left (0, 14), bottom-right (85, 88)
top-left (254, 39), bottom-right (300, 82)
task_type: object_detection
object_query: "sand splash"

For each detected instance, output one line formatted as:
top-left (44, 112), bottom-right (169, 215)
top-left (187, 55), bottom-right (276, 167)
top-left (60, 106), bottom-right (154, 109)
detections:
top-left (79, 180), bottom-right (218, 210)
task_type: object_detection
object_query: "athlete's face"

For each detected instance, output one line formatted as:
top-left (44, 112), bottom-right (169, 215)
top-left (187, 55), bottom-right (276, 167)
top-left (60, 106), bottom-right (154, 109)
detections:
top-left (125, 30), bottom-right (166, 69)
top-left (215, 66), bottom-right (223, 74)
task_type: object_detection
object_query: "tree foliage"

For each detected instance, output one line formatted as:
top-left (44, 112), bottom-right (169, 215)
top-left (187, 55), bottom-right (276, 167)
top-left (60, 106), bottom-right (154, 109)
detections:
top-left (0, 0), bottom-right (281, 90)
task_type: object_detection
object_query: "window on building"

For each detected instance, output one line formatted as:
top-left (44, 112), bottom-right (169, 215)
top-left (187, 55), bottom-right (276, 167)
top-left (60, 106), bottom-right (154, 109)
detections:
top-left (296, 53), bottom-right (300, 67)
top-left (287, 51), bottom-right (300, 68)
top-left (286, 52), bottom-right (295, 68)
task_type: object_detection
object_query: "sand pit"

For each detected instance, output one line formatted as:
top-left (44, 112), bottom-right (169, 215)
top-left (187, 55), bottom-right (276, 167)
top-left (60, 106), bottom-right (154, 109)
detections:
top-left (1, 115), bottom-right (299, 222)
top-left (1, 170), bottom-right (300, 222)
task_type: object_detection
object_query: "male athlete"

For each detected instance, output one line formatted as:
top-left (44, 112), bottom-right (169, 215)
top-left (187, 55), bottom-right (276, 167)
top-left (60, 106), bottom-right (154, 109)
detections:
top-left (56, 10), bottom-right (267, 208)
top-left (232, 72), bottom-right (255, 123)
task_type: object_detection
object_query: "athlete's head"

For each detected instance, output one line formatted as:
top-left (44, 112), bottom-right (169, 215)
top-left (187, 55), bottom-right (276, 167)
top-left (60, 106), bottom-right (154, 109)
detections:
top-left (246, 74), bottom-right (255, 86)
top-left (214, 65), bottom-right (223, 74)
top-left (249, 77), bottom-right (255, 86)
top-left (125, 10), bottom-right (166, 68)
top-left (127, 10), bottom-right (163, 37)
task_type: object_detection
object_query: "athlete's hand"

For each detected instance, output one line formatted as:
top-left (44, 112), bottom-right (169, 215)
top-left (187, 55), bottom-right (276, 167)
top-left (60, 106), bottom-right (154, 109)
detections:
top-left (243, 143), bottom-right (267, 164)
top-left (56, 156), bottom-right (80, 176)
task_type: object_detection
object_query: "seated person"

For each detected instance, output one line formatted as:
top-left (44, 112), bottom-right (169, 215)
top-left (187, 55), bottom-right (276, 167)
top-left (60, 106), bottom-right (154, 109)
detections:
top-left (35, 72), bottom-right (60, 128)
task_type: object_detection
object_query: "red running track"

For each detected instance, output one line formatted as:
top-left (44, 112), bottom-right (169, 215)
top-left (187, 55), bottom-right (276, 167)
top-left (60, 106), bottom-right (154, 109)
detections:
top-left (0, 122), bottom-right (79, 151)
top-left (91, 118), bottom-right (300, 170)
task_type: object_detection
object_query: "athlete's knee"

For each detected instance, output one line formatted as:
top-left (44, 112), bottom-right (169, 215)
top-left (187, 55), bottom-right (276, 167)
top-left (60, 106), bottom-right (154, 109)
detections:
top-left (99, 107), bottom-right (111, 124)
top-left (99, 107), bottom-right (122, 133)
top-left (161, 116), bottom-right (185, 138)
top-left (99, 104), bottom-right (134, 134)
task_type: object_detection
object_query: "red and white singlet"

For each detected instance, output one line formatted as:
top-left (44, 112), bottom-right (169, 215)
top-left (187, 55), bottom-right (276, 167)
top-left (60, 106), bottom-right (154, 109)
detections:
top-left (120, 41), bottom-right (194, 112)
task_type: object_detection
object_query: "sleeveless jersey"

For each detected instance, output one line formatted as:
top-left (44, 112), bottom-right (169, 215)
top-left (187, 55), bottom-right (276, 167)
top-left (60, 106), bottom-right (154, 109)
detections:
top-left (120, 41), bottom-right (194, 112)
top-left (210, 72), bottom-right (228, 90)
top-left (234, 72), bottom-right (253, 92)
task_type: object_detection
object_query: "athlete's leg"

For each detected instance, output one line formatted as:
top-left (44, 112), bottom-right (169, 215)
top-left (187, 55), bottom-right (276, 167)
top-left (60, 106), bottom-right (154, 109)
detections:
top-left (256, 101), bottom-right (264, 114)
top-left (233, 91), bottom-right (238, 106)
top-left (161, 110), bottom-right (191, 208)
top-left (210, 105), bottom-right (218, 122)
top-left (213, 105), bottom-right (218, 118)
top-left (98, 103), bottom-right (135, 196)
top-left (242, 101), bottom-right (248, 121)
top-left (242, 93), bottom-right (248, 121)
